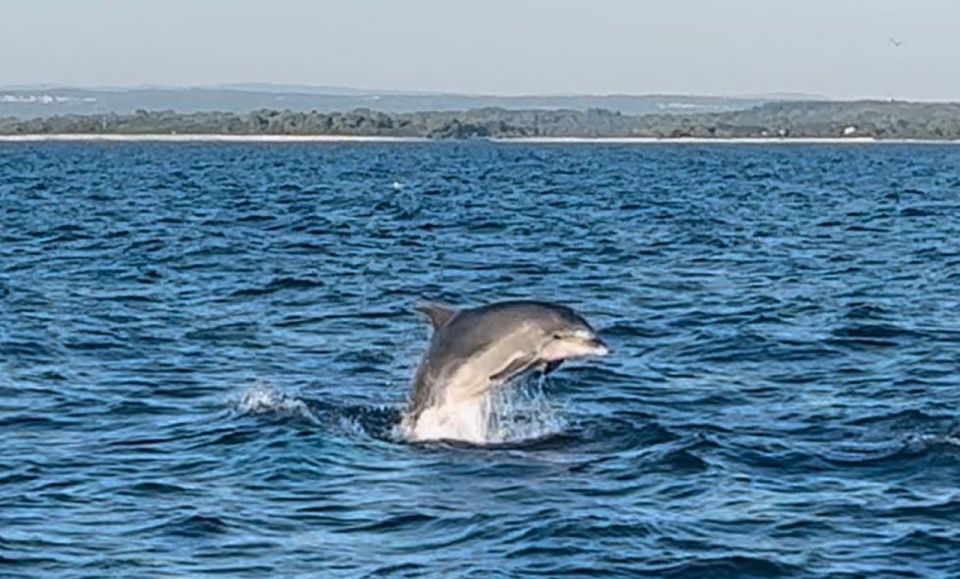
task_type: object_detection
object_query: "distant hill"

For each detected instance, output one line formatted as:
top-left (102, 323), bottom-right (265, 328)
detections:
top-left (0, 84), bottom-right (801, 118)
top-left (3, 100), bottom-right (960, 140)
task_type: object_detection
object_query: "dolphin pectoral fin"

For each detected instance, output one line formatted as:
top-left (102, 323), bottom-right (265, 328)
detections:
top-left (489, 356), bottom-right (536, 383)
top-left (415, 303), bottom-right (459, 330)
top-left (543, 360), bottom-right (563, 375)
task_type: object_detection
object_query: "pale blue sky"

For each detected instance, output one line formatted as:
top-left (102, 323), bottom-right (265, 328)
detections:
top-left (2, 0), bottom-right (957, 99)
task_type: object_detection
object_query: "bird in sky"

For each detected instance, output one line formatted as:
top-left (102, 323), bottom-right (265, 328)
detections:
top-left (889, 37), bottom-right (904, 47)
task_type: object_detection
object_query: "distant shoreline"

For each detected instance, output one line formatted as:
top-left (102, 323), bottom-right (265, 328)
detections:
top-left (495, 137), bottom-right (960, 145)
top-left (0, 134), bottom-right (427, 143)
top-left (1, 133), bottom-right (960, 144)
top-left (7, 102), bottom-right (960, 140)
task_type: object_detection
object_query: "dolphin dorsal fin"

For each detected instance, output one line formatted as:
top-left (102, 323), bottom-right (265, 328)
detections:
top-left (415, 303), bottom-right (458, 330)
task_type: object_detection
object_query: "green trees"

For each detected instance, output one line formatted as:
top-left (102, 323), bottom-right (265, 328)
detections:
top-left (2, 101), bottom-right (960, 139)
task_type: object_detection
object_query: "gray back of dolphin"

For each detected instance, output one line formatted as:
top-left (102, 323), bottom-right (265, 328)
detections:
top-left (407, 300), bottom-right (608, 421)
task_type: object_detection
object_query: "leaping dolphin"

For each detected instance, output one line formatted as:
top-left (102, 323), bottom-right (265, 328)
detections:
top-left (402, 300), bottom-right (609, 442)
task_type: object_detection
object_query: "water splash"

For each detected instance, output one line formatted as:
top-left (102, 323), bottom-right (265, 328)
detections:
top-left (403, 374), bottom-right (568, 444)
top-left (486, 374), bottom-right (569, 443)
top-left (910, 433), bottom-right (960, 449)
top-left (232, 383), bottom-right (320, 425)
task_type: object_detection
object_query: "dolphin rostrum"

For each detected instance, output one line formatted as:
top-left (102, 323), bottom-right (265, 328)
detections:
top-left (402, 300), bottom-right (609, 442)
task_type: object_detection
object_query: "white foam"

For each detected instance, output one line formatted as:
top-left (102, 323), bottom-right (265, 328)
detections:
top-left (913, 433), bottom-right (960, 448)
top-left (233, 383), bottom-right (319, 425)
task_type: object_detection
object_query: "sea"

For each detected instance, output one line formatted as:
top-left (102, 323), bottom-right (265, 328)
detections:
top-left (2, 141), bottom-right (959, 577)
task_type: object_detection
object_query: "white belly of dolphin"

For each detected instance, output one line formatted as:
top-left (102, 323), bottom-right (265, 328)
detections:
top-left (406, 397), bottom-right (492, 443)
top-left (405, 335), bottom-right (531, 442)
top-left (403, 378), bottom-right (566, 444)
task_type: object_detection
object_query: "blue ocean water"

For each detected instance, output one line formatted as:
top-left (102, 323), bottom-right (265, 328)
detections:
top-left (1, 141), bottom-right (959, 577)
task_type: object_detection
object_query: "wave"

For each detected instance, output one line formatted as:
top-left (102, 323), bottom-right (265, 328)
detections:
top-left (232, 383), bottom-right (320, 425)
top-left (229, 276), bottom-right (326, 298)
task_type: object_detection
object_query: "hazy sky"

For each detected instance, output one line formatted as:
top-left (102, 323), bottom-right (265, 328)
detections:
top-left (2, 0), bottom-right (958, 99)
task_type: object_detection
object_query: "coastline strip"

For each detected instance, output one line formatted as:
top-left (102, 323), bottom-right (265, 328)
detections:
top-left (0, 134), bottom-right (428, 143)
top-left (493, 136), bottom-right (960, 145)
top-left (1, 134), bottom-right (959, 144)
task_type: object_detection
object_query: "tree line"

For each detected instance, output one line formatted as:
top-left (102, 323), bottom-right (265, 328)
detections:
top-left (3, 101), bottom-right (960, 139)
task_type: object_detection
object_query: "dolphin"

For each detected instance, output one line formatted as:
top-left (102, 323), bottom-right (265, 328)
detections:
top-left (403, 300), bottom-right (609, 442)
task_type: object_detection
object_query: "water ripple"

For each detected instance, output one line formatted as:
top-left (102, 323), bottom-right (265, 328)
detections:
top-left (2, 142), bottom-right (960, 577)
